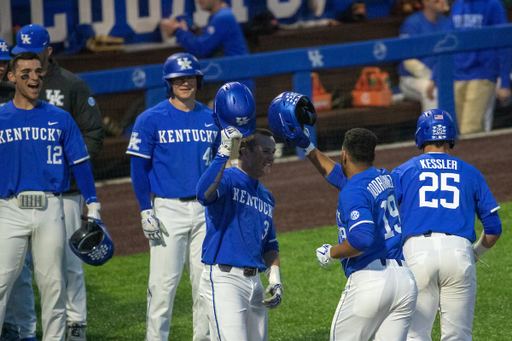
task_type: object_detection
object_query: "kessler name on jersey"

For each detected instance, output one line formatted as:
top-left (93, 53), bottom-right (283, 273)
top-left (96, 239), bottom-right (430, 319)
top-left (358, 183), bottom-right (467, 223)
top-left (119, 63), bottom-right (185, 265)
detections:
top-left (419, 158), bottom-right (458, 170)
top-left (367, 174), bottom-right (394, 199)
top-left (0, 127), bottom-right (61, 144)
top-left (158, 129), bottom-right (218, 143)
top-left (232, 187), bottom-right (274, 218)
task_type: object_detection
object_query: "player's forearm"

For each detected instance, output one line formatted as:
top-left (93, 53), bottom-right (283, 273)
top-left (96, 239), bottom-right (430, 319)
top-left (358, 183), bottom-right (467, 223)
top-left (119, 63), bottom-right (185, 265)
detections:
top-left (307, 148), bottom-right (336, 179)
top-left (196, 155), bottom-right (228, 203)
top-left (70, 160), bottom-right (98, 204)
top-left (403, 59), bottom-right (431, 79)
top-left (329, 240), bottom-right (363, 259)
top-left (130, 156), bottom-right (152, 211)
top-left (264, 250), bottom-right (280, 268)
top-left (478, 231), bottom-right (500, 249)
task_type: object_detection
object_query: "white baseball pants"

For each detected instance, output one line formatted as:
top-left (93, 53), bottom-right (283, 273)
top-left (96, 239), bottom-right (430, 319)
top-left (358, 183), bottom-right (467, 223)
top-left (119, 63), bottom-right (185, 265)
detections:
top-left (146, 198), bottom-right (209, 341)
top-left (404, 233), bottom-right (476, 341)
top-left (199, 264), bottom-right (268, 341)
top-left (330, 259), bottom-right (418, 341)
top-left (399, 76), bottom-right (438, 112)
top-left (0, 195), bottom-right (67, 341)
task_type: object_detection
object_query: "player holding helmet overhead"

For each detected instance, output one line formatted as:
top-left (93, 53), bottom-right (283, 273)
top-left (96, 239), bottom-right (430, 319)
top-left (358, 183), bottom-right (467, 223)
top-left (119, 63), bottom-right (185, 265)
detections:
top-left (391, 109), bottom-right (502, 340)
top-left (127, 52), bottom-right (220, 341)
top-left (196, 85), bottom-right (282, 340)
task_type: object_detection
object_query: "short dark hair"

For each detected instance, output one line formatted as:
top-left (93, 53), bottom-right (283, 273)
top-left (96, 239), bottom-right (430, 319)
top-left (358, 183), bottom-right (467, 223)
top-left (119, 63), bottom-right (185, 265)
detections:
top-left (422, 140), bottom-right (452, 149)
top-left (238, 128), bottom-right (273, 159)
top-left (10, 52), bottom-right (40, 72)
top-left (342, 128), bottom-right (378, 165)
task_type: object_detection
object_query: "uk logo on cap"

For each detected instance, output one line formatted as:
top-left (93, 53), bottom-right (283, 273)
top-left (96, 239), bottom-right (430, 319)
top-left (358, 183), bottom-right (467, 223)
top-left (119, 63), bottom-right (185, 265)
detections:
top-left (0, 39), bottom-right (11, 60)
top-left (11, 24), bottom-right (50, 55)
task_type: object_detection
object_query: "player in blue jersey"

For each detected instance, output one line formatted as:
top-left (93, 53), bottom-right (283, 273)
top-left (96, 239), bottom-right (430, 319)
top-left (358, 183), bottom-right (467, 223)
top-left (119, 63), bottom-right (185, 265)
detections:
top-left (391, 109), bottom-right (502, 341)
top-left (267, 92), bottom-right (417, 340)
top-left (126, 52), bottom-right (220, 341)
top-left (160, 0), bottom-right (254, 94)
top-left (0, 52), bottom-right (101, 341)
top-left (196, 127), bottom-right (282, 341)
top-left (398, 0), bottom-right (450, 112)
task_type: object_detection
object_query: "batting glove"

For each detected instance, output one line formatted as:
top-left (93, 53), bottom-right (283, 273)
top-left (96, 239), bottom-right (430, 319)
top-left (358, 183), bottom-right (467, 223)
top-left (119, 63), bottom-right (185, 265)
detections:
top-left (141, 209), bottom-right (168, 240)
top-left (217, 126), bottom-right (243, 158)
top-left (316, 244), bottom-right (334, 268)
top-left (473, 240), bottom-right (491, 267)
top-left (263, 265), bottom-right (283, 309)
top-left (301, 128), bottom-right (315, 156)
top-left (86, 202), bottom-right (101, 220)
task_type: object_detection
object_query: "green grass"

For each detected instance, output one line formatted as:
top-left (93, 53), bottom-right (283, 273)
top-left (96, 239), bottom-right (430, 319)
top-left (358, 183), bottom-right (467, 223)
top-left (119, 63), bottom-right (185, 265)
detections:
top-left (33, 201), bottom-right (512, 340)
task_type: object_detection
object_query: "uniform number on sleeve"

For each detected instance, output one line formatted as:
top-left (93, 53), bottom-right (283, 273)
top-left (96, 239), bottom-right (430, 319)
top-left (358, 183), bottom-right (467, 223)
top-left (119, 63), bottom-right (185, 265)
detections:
top-left (381, 194), bottom-right (401, 239)
top-left (47, 145), bottom-right (63, 164)
top-left (419, 172), bottom-right (460, 209)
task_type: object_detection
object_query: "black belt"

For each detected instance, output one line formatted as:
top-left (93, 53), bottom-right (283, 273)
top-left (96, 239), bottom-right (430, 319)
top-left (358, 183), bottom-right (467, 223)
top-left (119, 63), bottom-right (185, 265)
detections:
top-left (423, 231), bottom-right (451, 237)
top-left (218, 264), bottom-right (258, 277)
top-left (380, 259), bottom-right (403, 267)
top-left (179, 195), bottom-right (197, 202)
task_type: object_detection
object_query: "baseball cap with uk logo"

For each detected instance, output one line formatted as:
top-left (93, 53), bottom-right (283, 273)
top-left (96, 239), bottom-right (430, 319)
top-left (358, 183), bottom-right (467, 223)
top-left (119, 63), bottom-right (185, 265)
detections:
top-left (12, 24), bottom-right (50, 55)
top-left (0, 38), bottom-right (11, 60)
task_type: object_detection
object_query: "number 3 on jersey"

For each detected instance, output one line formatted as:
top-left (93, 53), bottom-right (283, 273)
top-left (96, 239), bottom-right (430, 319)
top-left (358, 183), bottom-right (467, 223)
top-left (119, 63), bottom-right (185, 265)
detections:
top-left (419, 172), bottom-right (460, 209)
top-left (381, 194), bottom-right (401, 239)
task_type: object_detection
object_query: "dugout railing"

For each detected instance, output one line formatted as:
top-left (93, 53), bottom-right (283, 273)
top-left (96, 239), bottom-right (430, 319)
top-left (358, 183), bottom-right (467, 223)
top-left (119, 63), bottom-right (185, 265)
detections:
top-left (77, 24), bottom-right (512, 173)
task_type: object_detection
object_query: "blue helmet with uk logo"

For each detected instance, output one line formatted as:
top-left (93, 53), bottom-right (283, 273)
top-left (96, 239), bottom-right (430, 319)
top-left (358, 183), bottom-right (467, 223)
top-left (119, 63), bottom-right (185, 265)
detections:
top-left (162, 52), bottom-right (203, 96)
top-left (268, 91), bottom-right (317, 148)
top-left (415, 109), bottom-right (457, 150)
top-left (69, 217), bottom-right (114, 266)
top-left (213, 82), bottom-right (256, 137)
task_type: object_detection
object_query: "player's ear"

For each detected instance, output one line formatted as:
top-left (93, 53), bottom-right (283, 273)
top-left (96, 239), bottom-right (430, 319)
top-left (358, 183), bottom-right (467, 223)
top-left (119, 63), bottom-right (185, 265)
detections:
top-left (7, 71), bottom-right (16, 83)
top-left (47, 45), bottom-right (53, 57)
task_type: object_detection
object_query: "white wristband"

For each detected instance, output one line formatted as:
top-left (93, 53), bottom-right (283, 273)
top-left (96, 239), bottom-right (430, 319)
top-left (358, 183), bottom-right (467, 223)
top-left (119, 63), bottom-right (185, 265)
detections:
top-left (302, 142), bottom-right (315, 156)
top-left (265, 265), bottom-right (282, 287)
top-left (473, 239), bottom-right (490, 258)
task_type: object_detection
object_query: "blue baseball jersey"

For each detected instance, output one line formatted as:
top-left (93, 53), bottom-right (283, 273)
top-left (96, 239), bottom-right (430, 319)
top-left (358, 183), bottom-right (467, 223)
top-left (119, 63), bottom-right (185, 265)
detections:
top-left (332, 167), bottom-right (403, 278)
top-left (450, 0), bottom-right (511, 88)
top-left (392, 153), bottom-right (500, 242)
top-left (200, 167), bottom-right (279, 272)
top-left (398, 12), bottom-right (450, 77)
top-left (126, 99), bottom-right (220, 198)
top-left (0, 100), bottom-right (89, 198)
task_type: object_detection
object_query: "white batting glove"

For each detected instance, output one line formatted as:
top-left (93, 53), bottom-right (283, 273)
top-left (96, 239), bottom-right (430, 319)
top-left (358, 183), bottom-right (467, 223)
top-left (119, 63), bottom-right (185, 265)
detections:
top-left (316, 244), bottom-right (334, 268)
top-left (86, 202), bottom-right (101, 220)
top-left (217, 126), bottom-right (243, 158)
top-left (141, 209), bottom-right (168, 240)
top-left (262, 265), bottom-right (283, 309)
top-left (473, 240), bottom-right (490, 267)
top-left (302, 128), bottom-right (315, 156)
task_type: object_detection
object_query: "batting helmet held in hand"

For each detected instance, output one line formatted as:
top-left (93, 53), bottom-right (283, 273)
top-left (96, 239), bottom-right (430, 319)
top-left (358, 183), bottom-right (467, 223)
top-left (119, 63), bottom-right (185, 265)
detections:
top-left (268, 91), bottom-right (317, 148)
top-left (214, 82), bottom-right (256, 137)
top-left (415, 109), bottom-right (456, 150)
top-left (69, 217), bottom-right (114, 266)
top-left (162, 53), bottom-right (203, 95)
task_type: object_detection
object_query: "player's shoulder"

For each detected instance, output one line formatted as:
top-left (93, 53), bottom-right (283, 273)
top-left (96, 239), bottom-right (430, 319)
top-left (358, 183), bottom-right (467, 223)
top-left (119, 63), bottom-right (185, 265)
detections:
top-left (137, 100), bottom-right (169, 120)
top-left (39, 100), bottom-right (74, 118)
top-left (212, 7), bottom-right (237, 24)
top-left (401, 12), bottom-right (424, 29)
top-left (194, 101), bottom-right (213, 114)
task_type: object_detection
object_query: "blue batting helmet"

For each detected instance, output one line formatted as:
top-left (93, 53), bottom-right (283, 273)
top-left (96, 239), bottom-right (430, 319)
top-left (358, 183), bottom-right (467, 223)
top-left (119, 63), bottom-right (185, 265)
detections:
top-left (69, 217), bottom-right (114, 266)
top-left (415, 109), bottom-right (456, 150)
top-left (214, 82), bottom-right (256, 137)
top-left (268, 91), bottom-right (317, 148)
top-left (0, 39), bottom-right (11, 60)
top-left (12, 24), bottom-right (50, 54)
top-left (162, 53), bottom-right (203, 96)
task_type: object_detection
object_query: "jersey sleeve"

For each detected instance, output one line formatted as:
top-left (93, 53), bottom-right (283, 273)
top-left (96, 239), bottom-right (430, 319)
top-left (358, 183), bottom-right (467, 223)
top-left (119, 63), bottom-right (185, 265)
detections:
top-left (475, 170), bottom-right (500, 220)
top-left (263, 217), bottom-right (279, 253)
top-left (391, 166), bottom-right (404, 205)
top-left (126, 112), bottom-right (155, 159)
top-left (61, 115), bottom-right (90, 165)
top-left (399, 16), bottom-right (420, 37)
top-left (341, 189), bottom-right (375, 243)
top-left (326, 163), bottom-right (348, 190)
top-left (69, 79), bottom-right (105, 160)
top-left (175, 14), bottom-right (229, 58)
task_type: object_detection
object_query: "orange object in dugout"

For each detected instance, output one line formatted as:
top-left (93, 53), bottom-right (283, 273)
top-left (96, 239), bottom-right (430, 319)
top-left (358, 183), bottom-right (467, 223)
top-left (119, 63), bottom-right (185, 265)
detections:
top-left (351, 67), bottom-right (392, 106)
top-left (311, 72), bottom-right (332, 111)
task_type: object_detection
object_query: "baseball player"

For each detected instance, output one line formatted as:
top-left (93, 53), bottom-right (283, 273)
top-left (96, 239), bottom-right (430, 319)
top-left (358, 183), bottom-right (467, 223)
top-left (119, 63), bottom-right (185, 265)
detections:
top-left (391, 109), bottom-right (502, 340)
top-left (126, 52), bottom-right (220, 341)
top-left (2, 24), bottom-right (105, 341)
top-left (0, 52), bottom-right (101, 341)
top-left (268, 93), bottom-right (417, 341)
top-left (196, 126), bottom-right (282, 341)
top-left (0, 38), bottom-right (14, 107)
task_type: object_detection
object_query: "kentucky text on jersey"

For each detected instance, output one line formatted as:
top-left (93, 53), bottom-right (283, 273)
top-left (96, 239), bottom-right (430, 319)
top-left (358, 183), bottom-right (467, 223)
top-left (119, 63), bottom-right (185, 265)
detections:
top-left (419, 158), bottom-right (458, 170)
top-left (0, 127), bottom-right (61, 143)
top-left (367, 174), bottom-right (394, 199)
top-left (232, 187), bottom-right (274, 218)
top-left (158, 129), bottom-right (218, 143)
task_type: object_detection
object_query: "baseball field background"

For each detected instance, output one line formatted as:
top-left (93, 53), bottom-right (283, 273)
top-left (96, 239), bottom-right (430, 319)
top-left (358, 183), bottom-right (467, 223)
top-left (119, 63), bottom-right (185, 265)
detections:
top-left (32, 130), bottom-right (512, 340)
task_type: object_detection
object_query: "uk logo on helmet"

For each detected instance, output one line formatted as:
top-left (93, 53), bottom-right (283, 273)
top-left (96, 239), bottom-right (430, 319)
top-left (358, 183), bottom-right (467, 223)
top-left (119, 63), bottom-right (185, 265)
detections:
top-left (236, 117), bottom-right (250, 126)
top-left (178, 58), bottom-right (192, 70)
top-left (21, 34), bottom-right (31, 44)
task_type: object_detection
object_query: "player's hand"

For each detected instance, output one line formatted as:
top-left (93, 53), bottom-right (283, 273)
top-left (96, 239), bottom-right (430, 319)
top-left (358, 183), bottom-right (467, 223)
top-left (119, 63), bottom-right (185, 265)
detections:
top-left (262, 283), bottom-right (283, 309)
top-left (141, 209), bottom-right (168, 240)
top-left (497, 88), bottom-right (511, 104)
top-left (217, 126), bottom-right (243, 158)
top-left (86, 202), bottom-right (101, 220)
top-left (426, 81), bottom-right (436, 100)
top-left (316, 244), bottom-right (334, 268)
top-left (160, 18), bottom-right (183, 38)
top-left (300, 128), bottom-right (316, 156)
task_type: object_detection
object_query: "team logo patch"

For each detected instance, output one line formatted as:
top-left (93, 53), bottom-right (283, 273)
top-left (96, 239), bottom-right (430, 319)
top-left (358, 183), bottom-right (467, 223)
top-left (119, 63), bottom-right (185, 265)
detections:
top-left (88, 97), bottom-right (95, 106)
top-left (177, 57), bottom-right (192, 70)
top-left (431, 124), bottom-right (447, 139)
top-left (207, 26), bottom-right (215, 35)
top-left (0, 42), bottom-right (8, 52)
top-left (21, 34), bottom-right (31, 44)
top-left (350, 210), bottom-right (360, 220)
